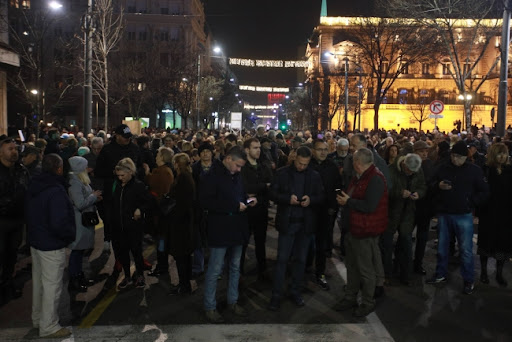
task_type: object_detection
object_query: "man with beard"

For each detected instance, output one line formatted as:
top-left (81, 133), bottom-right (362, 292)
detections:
top-left (241, 138), bottom-right (273, 279)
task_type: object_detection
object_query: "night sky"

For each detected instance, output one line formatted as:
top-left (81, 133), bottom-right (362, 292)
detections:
top-left (203, 0), bottom-right (375, 104)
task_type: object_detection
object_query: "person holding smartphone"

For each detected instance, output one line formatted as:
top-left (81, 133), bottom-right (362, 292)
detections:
top-left (426, 141), bottom-right (489, 295)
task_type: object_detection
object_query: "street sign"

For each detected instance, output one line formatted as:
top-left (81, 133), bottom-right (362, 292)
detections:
top-left (429, 100), bottom-right (444, 114)
top-left (429, 114), bottom-right (444, 119)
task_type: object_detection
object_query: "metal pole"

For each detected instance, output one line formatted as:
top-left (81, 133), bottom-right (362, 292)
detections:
top-left (83, 0), bottom-right (93, 134)
top-left (344, 57), bottom-right (349, 132)
top-left (196, 54), bottom-right (201, 129)
top-left (497, 0), bottom-right (512, 137)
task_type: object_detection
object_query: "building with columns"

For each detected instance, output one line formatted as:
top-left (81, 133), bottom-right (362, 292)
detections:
top-left (305, 1), bottom-right (512, 132)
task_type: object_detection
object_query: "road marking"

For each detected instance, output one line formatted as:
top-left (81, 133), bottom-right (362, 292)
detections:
top-left (78, 245), bottom-right (155, 328)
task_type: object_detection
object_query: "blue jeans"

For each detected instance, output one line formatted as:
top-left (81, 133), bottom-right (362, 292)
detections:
top-left (272, 225), bottom-right (312, 298)
top-left (203, 245), bottom-right (243, 311)
top-left (435, 213), bottom-right (474, 283)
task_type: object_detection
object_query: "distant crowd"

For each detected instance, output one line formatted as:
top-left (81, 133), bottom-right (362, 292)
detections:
top-left (0, 122), bottom-right (511, 335)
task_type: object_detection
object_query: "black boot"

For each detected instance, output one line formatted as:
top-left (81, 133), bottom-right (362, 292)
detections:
top-left (496, 260), bottom-right (508, 287)
top-left (79, 272), bottom-right (94, 287)
top-left (480, 256), bottom-right (489, 284)
top-left (68, 275), bottom-right (87, 293)
top-left (148, 251), bottom-right (168, 277)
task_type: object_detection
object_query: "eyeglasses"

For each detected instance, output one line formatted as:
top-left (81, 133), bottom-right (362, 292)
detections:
top-left (315, 148), bottom-right (328, 152)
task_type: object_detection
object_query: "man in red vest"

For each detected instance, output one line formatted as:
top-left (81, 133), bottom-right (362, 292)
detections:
top-left (335, 148), bottom-right (388, 317)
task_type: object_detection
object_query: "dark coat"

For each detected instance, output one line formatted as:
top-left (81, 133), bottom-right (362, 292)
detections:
top-left (270, 165), bottom-right (325, 234)
top-left (25, 172), bottom-right (76, 251)
top-left (240, 160), bottom-right (273, 218)
top-left (0, 161), bottom-right (30, 225)
top-left (199, 161), bottom-right (249, 247)
top-left (111, 177), bottom-right (152, 232)
top-left (94, 139), bottom-right (143, 199)
top-left (388, 157), bottom-right (427, 234)
top-left (431, 160), bottom-right (489, 215)
top-left (168, 172), bottom-right (195, 256)
top-left (477, 165), bottom-right (512, 255)
top-left (310, 157), bottom-right (341, 210)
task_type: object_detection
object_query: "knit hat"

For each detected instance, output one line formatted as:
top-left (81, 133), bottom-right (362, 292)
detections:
top-left (413, 140), bottom-right (429, 151)
top-left (276, 133), bottom-right (284, 140)
top-left (69, 156), bottom-right (88, 173)
top-left (451, 141), bottom-right (468, 156)
top-left (77, 146), bottom-right (90, 156)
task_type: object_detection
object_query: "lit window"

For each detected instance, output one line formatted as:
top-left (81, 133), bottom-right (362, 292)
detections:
top-left (422, 63), bottom-right (430, 75)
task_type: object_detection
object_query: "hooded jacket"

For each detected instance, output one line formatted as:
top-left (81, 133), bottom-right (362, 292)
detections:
top-left (25, 172), bottom-right (76, 251)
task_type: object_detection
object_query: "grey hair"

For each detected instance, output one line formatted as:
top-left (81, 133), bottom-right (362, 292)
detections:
top-left (42, 154), bottom-right (63, 174)
top-left (337, 138), bottom-right (349, 147)
top-left (404, 153), bottom-right (422, 173)
top-left (91, 137), bottom-right (104, 146)
top-left (353, 148), bottom-right (374, 165)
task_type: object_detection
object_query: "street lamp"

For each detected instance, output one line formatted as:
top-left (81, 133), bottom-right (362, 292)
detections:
top-left (48, 1), bottom-right (63, 10)
top-left (325, 51), bottom-right (350, 132)
top-left (458, 93), bottom-right (473, 130)
top-left (82, 0), bottom-right (94, 134)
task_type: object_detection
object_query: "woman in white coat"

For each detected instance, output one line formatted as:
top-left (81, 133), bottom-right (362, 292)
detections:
top-left (67, 156), bottom-right (102, 292)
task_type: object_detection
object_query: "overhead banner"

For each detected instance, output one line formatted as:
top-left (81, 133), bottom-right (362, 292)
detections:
top-left (229, 58), bottom-right (309, 68)
top-left (239, 85), bottom-right (289, 93)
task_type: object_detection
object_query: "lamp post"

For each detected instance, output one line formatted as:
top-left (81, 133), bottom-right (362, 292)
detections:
top-left (458, 93), bottom-right (473, 130)
top-left (81, 0), bottom-right (94, 134)
top-left (497, 0), bottom-right (512, 137)
top-left (343, 57), bottom-right (349, 132)
top-left (356, 66), bottom-right (363, 131)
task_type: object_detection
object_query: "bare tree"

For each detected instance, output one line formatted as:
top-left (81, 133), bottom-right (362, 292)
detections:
top-left (346, 14), bottom-right (436, 130)
top-left (7, 7), bottom-right (79, 131)
top-left (198, 75), bottom-right (223, 129)
top-left (388, 0), bottom-right (501, 130)
top-left (90, 0), bottom-right (124, 130)
top-left (409, 102), bottom-right (432, 131)
top-left (284, 87), bottom-right (316, 130)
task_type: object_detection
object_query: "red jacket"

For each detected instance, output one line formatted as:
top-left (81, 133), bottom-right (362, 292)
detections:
top-left (347, 164), bottom-right (388, 238)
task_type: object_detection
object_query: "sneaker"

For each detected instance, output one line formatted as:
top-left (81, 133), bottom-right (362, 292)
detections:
top-left (205, 309), bottom-right (225, 323)
top-left (315, 275), bottom-right (330, 291)
top-left (413, 265), bottom-right (427, 275)
top-left (168, 284), bottom-right (192, 295)
top-left (118, 277), bottom-right (132, 289)
top-left (41, 327), bottom-right (72, 338)
top-left (425, 275), bottom-right (447, 284)
top-left (335, 298), bottom-right (358, 312)
top-left (228, 303), bottom-right (248, 317)
top-left (135, 276), bottom-right (146, 288)
top-left (463, 282), bottom-right (474, 295)
top-left (290, 294), bottom-right (305, 307)
top-left (148, 265), bottom-right (168, 277)
top-left (267, 296), bottom-right (280, 311)
top-left (354, 303), bottom-right (375, 318)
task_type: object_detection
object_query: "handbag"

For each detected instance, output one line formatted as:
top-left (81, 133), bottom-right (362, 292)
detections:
top-left (82, 211), bottom-right (100, 227)
top-left (159, 193), bottom-right (176, 216)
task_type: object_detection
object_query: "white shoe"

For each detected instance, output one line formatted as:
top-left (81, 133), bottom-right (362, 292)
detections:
top-left (103, 241), bottom-right (111, 252)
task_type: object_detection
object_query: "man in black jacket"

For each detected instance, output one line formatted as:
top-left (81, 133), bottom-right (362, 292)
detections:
top-left (199, 146), bottom-right (257, 323)
top-left (241, 138), bottom-right (273, 279)
top-left (0, 138), bottom-right (30, 302)
top-left (426, 141), bottom-right (489, 295)
top-left (268, 146), bottom-right (325, 311)
top-left (26, 154), bottom-right (75, 338)
top-left (307, 139), bottom-right (341, 290)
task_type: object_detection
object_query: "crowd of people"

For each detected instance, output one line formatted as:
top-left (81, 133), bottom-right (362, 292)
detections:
top-left (0, 122), bottom-right (511, 335)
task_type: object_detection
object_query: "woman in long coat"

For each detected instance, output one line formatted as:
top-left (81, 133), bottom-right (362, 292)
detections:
top-left (478, 143), bottom-right (512, 287)
top-left (168, 153), bottom-right (196, 294)
top-left (144, 147), bottom-right (174, 277)
top-left (67, 156), bottom-right (102, 292)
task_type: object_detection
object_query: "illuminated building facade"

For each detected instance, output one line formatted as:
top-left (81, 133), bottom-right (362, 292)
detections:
top-left (305, 15), bottom-right (512, 132)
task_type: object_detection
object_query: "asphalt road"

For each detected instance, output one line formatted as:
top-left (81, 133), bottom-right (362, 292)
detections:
top-left (1, 212), bottom-right (512, 342)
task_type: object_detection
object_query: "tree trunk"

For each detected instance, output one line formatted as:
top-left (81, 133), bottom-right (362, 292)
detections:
top-left (104, 59), bottom-right (109, 131)
top-left (373, 101), bottom-right (381, 131)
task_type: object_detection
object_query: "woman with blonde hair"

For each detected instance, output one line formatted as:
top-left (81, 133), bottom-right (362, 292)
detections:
top-left (477, 143), bottom-right (512, 286)
top-left (67, 156), bottom-right (102, 292)
top-left (168, 153), bottom-right (196, 294)
top-left (144, 147), bottom-right (174, 277)
top-left (112, 158), bottom-right (152, 289)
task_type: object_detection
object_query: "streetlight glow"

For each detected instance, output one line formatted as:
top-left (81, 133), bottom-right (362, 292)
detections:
top-left (30, 89), bottom-right (38, 95)
top-left (213, 46), bottom-right (222, 54)
top-left (49, 1), bottom-right (63, 9)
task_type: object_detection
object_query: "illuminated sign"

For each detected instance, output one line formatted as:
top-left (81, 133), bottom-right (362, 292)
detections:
top-left (229, 58), bottom-right (309, 68)
top-left (239, 85), bottom-right (290, 93)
